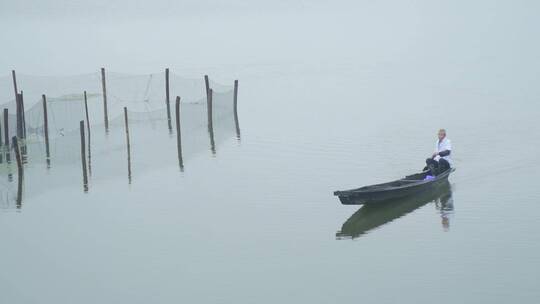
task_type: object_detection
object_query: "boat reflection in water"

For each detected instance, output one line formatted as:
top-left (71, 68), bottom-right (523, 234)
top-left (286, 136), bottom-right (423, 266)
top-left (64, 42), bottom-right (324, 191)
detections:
top-left (435, 188), bottom-right (454, 232)
top-left (336, 181), bottom-right (453, 239)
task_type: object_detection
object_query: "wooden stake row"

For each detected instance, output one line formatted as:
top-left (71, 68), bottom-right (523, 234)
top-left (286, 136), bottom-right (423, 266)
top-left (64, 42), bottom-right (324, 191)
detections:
top-left (5, 70), bottom-right (240, 198)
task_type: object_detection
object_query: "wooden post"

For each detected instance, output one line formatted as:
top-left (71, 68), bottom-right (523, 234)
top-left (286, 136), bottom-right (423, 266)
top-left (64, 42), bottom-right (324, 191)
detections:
top-left (175, 96), bottom-right (183, 170)
top-left (11, 70), bottom-right (18, 98)
top-left (233, 80), bottom-right (241, 139)
top-left (204, 75), bottom-right (210, 102)
top-left (4, 109), bottom-right (10, 163)
top-left (165, 68), bottom-right (172, 131)
top-left (15, 94), bottom-right (20, 138)
top-left (20, 91), bottom-right (26, 140)
top-left (12, 136), bottom-right (23, 208)
top-left (3, 109), bottom-right (9, 147)
top-left (101, 67), bottom-right (109, 132)
top-left (0, 110), bottom-right (2, 148)
top-left (84, 91), bottom-right (91, 138)
top-left (233, 80), bottom-right (239, 113)
top-left (207, 88), bottom-right (213, 130)
top-left (124, 107), bottom-right (130, 147)
top-left (84, 91), bottom-right (91, 175)
top-left (208, 89), bottom-right (215, 155)
top-left (80, 121), bottom-right (88, 192)
top-left (15, 93), bottom-right (23, 138)
top-left (19, 92), bottom-right (27, 160)
top-left (0, 115), bottom-right (2, 163)
top-left (11, 72), bottom-right (19, 171)
top-left (42, 95), bottom-right (50, 160)
top-left (124, 107), bottom-right (132, 183)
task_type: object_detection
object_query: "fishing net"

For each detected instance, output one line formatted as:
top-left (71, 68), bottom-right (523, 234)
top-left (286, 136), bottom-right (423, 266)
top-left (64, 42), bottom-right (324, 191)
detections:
top-left (0, 70), bottom-right (235, 142)
top-left (0, 70), bottom-right (239, 207)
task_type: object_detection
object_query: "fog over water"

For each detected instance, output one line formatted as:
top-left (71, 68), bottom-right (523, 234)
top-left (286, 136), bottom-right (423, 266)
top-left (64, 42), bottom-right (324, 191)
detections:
top-left (3, 1), bottom-right (539, 81)
top-left (1, 1), bottom-right (539, 303)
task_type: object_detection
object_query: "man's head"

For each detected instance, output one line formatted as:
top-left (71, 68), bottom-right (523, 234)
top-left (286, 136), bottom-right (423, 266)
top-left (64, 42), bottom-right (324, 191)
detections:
top-left (438, 129), bottom-right (446, 141)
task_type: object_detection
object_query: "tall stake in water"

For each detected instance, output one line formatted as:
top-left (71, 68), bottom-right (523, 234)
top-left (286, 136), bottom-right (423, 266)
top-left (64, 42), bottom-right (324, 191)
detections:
top-left (11, 70), bottom-right (18, 98)
top-left (0, 111), bottom-right (2, 147)
top-left (79, 121), bottom-right (88, 192)
top-left (207, 88), bottom-right (216, 155)
top-left (233, 79), bottom-right (241, 140)
top-left (204, 75), bottom-right (210, 103)
top-left (165, 68), bottom-right (172, 132)
top-left (42, 95), bottom-right (50, 167)
top-left (20, 91), bottom-right (26, 141)
top-left (84, 91), bottom-right (91, 175)
top-left (101, 67), bottom-right (109, 132)
top-left (15, 93), bottom-right (23, 138)
top-left (3, 109), bottom-right (8, 148)
top-left (4, 109), bottom-right (10, 163)
top-left (16, 92), bottom-right (28, 160)
top-left (0, 117), bottom-right (3, 164)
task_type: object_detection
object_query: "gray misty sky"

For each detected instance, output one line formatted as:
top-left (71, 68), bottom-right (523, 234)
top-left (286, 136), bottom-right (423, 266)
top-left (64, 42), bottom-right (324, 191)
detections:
top-left (0, 0), bottom-right (539, 92)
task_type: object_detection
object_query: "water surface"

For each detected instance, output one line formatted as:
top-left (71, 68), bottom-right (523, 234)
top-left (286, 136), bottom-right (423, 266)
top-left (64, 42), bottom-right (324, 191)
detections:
top-left (1, 63), bottom-right (539, 304)
top-left (1, 1), bottom-right (540, 302)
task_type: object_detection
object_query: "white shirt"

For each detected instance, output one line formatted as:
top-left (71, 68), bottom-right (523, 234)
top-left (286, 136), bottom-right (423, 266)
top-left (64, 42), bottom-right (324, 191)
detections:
top-left (434, 137), bottom-right (452, 167)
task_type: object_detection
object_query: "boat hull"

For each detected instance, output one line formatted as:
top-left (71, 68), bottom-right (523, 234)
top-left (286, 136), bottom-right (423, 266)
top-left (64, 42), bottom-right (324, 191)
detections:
top-left (335, 169), bottom-right (454, 205)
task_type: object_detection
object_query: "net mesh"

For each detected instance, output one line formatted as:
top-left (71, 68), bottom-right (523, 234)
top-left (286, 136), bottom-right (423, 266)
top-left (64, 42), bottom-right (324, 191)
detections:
top-left (0, 70), bottom-right (239, 208)
top-left (0, 70), bottom-right (235, 142)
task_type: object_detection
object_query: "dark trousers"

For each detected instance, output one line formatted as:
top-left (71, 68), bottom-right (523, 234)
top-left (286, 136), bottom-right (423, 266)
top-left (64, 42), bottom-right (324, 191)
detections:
top-left (425, 158), bottom-right (450, 175)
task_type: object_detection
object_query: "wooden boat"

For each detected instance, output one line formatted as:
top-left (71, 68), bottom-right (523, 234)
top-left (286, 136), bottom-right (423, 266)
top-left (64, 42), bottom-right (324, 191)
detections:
top-left (336, 181), bottom-right (452, 239)
top-left (334, 168), bottom-right (455, 205)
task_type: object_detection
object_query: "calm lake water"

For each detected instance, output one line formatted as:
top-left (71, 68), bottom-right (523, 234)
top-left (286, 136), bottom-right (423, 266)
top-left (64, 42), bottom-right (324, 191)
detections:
top-left (0, 62), bottom-right (539, 304)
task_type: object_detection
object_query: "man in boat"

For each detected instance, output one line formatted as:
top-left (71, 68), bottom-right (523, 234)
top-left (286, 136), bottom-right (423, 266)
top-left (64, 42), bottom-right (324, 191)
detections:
top-left (425, 129), bottom-right (452, 175)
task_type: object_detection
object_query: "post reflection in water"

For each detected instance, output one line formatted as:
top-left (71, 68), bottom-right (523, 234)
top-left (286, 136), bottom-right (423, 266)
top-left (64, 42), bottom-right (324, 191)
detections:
top-left (87, 145), bottom-right (92, 177)
top-left (7, 157), bottom-right (13, 182)
top-left (0, 175), bottom-right (24, 211)
top-left (207, 89), bottom-right (216, 155)
top-left (234, 106), bottom-right (241, 141)
top-left (233, 79), bottom-right (241, 141)
top-left (16, 168), bottom-right (23, 209)
top-left (336, 182), bottom-right (453, 240)
top-left (208, 122), bottom-right (216, 155)
top-left (175, 97), bottom-right (184, 171)
top-left (0, 159), bottom-right (23, 211)
top-left (127, 143), bottom-right (132, 184)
